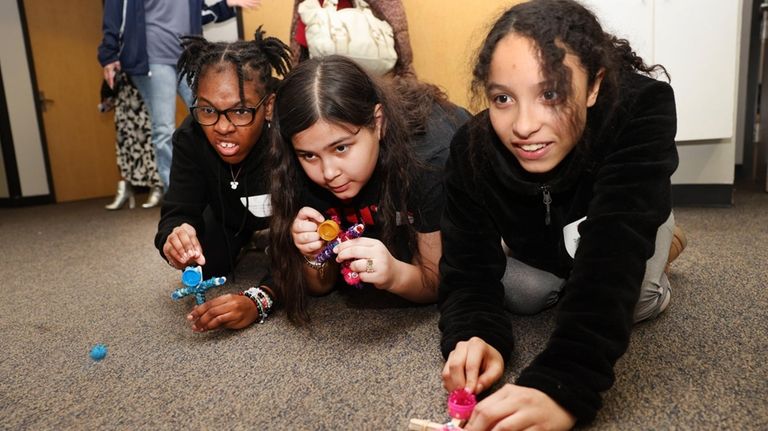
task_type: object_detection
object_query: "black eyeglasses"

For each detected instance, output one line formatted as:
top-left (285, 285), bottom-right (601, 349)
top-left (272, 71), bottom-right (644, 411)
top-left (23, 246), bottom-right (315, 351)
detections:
top-left (190, 93), bottom-right (269, 127)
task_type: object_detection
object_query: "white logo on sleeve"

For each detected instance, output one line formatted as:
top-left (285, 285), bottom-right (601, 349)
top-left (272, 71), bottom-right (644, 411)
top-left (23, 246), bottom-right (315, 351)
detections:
top-left (241, 194), bottom-right (272, 218)
top-left (563, 216), bottom-right (587, 258)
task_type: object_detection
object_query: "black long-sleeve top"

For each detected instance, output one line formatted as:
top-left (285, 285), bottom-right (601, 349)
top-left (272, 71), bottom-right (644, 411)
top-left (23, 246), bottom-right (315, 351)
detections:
top-left (438, 72), bottom-right (679, 423)
top-left (154, 117), bottom-right (271, 261)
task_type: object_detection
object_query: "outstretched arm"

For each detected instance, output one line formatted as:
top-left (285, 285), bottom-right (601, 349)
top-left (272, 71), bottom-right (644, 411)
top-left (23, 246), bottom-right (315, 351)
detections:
top-left (154, 123), bottom-right (208, 264)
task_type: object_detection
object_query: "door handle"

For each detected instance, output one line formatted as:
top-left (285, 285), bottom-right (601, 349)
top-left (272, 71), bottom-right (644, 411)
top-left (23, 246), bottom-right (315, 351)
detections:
top-left (38, 90), bottom-right (54, 112)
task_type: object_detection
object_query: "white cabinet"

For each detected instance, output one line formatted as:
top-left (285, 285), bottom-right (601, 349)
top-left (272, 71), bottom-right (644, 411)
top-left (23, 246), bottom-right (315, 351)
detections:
top-left (581, 0), bottom-right (654, 63)
top-left (581, 0), bottom-right (741, 142)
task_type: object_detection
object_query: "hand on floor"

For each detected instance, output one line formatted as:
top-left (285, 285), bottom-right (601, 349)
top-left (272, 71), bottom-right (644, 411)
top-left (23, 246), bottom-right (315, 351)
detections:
top-left (187, 293), bottom-right (259, 332)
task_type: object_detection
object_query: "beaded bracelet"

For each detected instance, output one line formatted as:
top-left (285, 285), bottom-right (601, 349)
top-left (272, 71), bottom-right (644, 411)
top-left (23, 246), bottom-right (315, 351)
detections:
top-left (242, 290), bottom-right (265, 322)
top-left (242, 287), bottom-right (274, 324)
top-left (256, 288), bottom-right (274, 323)
top-left (242, 288), bottom-right (267, 323)
top-left (239, 290), bottom-right (259, 315)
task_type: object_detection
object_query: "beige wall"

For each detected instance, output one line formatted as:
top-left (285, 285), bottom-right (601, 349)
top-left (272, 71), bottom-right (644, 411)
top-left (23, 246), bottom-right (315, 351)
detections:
top-left (402, 1), bottom-right (519, 109)
top-left (242, 0), bottom-right (522, 110)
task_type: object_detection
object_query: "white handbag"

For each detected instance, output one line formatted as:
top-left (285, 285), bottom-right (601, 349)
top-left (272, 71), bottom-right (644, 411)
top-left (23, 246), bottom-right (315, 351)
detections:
top-left (298, 0), bottom-right (398, 75)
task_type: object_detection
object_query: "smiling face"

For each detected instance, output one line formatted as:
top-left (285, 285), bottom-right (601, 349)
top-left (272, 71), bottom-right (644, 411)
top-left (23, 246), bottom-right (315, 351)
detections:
top-left (487, 34), bottom-right (602, 174)
top-left (291, 107), bottom-right (382, 200)
top-left (195, 64), bottom-right (272, 165)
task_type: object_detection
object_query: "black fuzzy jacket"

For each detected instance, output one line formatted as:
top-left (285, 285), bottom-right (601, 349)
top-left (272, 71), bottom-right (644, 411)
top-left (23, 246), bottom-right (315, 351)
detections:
top-left (154, 117), bottom-right (271, 261)
top-left (438, 73), bottom-right (678, 423)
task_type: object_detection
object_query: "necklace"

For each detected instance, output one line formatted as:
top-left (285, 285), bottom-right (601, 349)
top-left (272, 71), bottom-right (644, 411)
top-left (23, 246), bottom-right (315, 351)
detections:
top-left (229, 164), bottom-right (243, 190)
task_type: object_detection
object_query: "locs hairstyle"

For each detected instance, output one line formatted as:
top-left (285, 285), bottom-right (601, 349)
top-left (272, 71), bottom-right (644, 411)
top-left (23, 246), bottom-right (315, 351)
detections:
top-left (177, 26), bottom-right (292, 101)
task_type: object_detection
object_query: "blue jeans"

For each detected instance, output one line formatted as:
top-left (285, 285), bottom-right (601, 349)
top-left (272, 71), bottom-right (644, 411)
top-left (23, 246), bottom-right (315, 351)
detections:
top-left (132, 64), bottom-right (194, 189)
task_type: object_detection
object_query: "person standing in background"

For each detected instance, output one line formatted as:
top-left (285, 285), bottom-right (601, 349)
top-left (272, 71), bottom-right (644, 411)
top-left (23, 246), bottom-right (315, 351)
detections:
top-left (99, 72), bottom-right (163, 210)
top-left (98, 0), bottom-right (262, 208)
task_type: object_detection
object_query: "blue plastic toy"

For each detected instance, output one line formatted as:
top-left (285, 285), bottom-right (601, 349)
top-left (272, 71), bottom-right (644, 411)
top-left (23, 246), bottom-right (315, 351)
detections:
top-left (90, 344), bottom-right (108, 361)
top-left (171, 266), bottom-right (226, 305)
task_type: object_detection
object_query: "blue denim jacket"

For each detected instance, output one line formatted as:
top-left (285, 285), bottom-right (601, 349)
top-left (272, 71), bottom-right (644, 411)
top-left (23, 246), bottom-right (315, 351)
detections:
top-left (97, 0), bottom-right (235, 74)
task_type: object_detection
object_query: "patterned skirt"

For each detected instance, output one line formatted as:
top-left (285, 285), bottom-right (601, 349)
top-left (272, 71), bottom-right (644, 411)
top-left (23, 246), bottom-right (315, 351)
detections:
top-left (114, 73), bottom-right (162, 188)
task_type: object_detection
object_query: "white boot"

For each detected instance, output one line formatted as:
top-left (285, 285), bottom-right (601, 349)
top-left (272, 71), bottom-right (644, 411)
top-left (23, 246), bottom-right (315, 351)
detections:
top-left (142, 186), bottom-right (164, 209)
top-left (105, 180), bottom-right (135, 210)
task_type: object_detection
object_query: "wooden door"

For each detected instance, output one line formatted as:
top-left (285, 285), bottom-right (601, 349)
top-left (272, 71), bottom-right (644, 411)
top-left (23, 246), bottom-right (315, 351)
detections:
top-left (23, 0), bottom-right (118, 202)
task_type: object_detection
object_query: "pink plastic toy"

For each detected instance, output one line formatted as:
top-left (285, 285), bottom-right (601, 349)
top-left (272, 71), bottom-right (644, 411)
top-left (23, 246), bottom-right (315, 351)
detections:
top-left (447, 388), bottom-right (477, 420)
top-left (408, 389), bottom-right (477, 431)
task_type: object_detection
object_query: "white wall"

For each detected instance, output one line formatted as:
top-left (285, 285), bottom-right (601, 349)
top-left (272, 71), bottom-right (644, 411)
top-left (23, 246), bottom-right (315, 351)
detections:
top-left (0, 1), bottom-right (49, 197)
top-left (664, 0), bottom-right (739, 185)
top-left (583, 0), bottom-right (742, 186)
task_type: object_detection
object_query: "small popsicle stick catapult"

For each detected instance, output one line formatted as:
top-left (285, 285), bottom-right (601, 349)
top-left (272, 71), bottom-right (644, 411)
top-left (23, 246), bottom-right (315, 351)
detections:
top-left (409, 389), bottom-right (477, 431)
top-left (171, 265), bottom-right (226, 305)
top-left (315, 217), bottom-right (366, 287)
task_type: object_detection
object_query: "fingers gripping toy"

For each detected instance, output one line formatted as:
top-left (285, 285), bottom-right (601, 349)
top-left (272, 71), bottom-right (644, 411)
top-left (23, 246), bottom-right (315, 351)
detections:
top-left (408, 389), bottom-right (477, 430)
top-left (171, 266), bottom-right (226, 305)
top-left (315, 218), bottom-right (366, 287)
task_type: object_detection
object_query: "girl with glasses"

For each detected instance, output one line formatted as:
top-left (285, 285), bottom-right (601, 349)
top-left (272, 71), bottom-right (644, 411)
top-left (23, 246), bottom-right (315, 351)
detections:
top-left (154, 29), bottom-right (290, 332)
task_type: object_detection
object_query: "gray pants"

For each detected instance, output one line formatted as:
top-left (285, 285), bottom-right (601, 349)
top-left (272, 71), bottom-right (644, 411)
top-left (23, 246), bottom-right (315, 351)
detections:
top-left (503, 213), bottom-right (675, 323)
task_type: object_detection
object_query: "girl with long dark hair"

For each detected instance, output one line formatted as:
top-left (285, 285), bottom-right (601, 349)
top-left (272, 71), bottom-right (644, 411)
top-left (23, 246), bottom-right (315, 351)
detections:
top-left (439, 1), bottom-right (684, 429)
top-left (269, 55), bottom-right (465, 323)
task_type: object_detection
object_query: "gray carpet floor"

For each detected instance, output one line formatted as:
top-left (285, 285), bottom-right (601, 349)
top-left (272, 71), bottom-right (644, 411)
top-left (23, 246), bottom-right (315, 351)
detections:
top-left (1, 185), bottom-right (767, 430)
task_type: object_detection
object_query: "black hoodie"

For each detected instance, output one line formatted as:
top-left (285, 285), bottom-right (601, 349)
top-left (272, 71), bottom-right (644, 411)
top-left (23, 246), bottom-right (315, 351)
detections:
top-left (154, 116), bottom-right (271, 265)
top-left (438, 72), bottom-right (679, 423)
